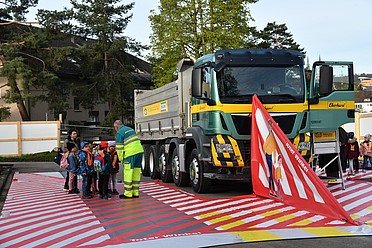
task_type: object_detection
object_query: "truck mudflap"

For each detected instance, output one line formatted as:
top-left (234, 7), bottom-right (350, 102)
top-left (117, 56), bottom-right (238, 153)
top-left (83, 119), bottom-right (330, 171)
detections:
top-left (292, 133), bottom-right (312, 163)
top-left (211, 134), bottom-right (245, 167)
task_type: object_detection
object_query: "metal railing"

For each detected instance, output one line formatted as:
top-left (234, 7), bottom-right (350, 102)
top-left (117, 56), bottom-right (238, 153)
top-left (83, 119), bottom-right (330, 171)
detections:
top-left (60, 124), bottom-right (115, 146)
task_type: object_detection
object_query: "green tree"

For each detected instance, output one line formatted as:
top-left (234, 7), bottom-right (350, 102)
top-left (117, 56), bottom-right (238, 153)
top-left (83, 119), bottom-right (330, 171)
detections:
top-left (0, 106), bottom-right (11, 121)
top-left (256, 22), bottom-right (304, 52)
top-left (149, 0), bottom-right (257, 87)
top-left (0, 0), bottom-right (59, 121)
top-left (37, 0), bottom-right (147, 125)
top-left (0, 0), bottom-right (38, 21)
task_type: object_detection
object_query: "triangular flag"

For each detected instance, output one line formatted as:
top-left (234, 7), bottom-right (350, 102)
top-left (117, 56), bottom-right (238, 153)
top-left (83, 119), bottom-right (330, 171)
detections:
top-left (251, 94), bottom-right (356, 224)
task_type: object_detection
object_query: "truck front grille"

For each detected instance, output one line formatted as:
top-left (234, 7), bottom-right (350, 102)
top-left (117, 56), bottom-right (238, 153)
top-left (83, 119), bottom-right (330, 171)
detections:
top-left (232, 114), bottom-right (296, 135)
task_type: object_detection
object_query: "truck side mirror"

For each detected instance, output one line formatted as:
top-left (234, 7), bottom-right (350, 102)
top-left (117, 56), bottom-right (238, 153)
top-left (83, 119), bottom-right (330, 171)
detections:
top-left (192, 68), bottom-right (202, 97)
top-left (319, 65), bottom-right (333, 96)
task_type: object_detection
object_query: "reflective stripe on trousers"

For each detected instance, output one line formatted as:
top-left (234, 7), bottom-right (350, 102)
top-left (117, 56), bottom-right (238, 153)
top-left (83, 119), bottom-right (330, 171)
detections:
top-left (123, 162), bottom-right (141, 197)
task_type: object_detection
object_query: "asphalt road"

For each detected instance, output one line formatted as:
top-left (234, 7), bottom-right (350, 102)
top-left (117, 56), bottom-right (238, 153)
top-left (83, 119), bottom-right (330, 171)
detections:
top-left (1, 162), bottom-right (371, 248)
top-left (206, 236), bottom-right (372, 248)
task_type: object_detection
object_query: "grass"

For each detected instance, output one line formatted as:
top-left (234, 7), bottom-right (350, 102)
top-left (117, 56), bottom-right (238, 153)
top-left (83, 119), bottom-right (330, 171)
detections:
top-left (0, 152), bottom-right (56, 162)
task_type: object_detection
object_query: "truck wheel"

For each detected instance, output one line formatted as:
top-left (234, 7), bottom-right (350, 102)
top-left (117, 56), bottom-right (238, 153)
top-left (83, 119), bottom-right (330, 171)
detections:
top-left (189, 148), bottom-right (211, 193)
top-left (159, 145), bottom-right (173, 183)
top-left (149, 145), bottom-right (160, 179)
top-left (171, 148), bottom-right (190, 187)
top-left (141, 144), bottom-right (151, 177)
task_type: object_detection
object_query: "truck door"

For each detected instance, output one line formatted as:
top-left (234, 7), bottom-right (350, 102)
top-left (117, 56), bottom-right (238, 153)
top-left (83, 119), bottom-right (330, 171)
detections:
top-left (308, 61), bottom-right (354, 132)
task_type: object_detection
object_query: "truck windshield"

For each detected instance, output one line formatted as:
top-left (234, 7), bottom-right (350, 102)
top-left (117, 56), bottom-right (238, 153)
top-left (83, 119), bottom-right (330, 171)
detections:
top-left (216, 66), bottom-right (305, 104)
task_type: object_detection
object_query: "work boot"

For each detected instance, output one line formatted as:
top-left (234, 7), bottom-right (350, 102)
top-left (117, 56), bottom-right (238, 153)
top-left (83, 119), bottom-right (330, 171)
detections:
top-left (119, 194), bottom-right (132, 199)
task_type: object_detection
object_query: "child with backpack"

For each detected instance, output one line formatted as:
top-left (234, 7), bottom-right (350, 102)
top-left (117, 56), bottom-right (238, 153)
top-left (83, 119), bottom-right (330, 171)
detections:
top-left (62, 130), bottom-right (80, 192)
top-left (66, 143), bottom-right (79, 194)
top-left (78, 141), bottom-right (94, 199)
top-left (344, 132), bottom-right (359, 175)
top-left (108, 141), bottom-right (120, 195)
top-left (94, 142), bottom-right (114, 199)
top-left (360, 134), bottom-right (372, 172)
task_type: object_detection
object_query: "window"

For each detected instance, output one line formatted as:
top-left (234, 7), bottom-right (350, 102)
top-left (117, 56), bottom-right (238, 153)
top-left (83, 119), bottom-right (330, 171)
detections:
top-left (74, 97), bottom-right (80, 111)
top-left (201, 67), bottom-right (211, 98)
top-left (313, 64), bottom-right (352, 96)
top-left (89, 111), bottom-right (99, 122)
top-left (217, 65), bottom-right (304, 103)
top-left (331, 65), bottom-right (350, 90)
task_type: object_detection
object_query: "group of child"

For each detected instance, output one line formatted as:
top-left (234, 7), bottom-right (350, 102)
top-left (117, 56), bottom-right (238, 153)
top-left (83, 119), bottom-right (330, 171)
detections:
top-left (344, 132), bottom-right (372, 175)
top-left (64, 140), bottom-right (120, 199)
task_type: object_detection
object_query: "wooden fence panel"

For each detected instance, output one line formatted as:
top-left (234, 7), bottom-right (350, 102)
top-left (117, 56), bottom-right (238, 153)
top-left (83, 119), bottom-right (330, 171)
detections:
top-left (0, 121), bottom-right (60, 156)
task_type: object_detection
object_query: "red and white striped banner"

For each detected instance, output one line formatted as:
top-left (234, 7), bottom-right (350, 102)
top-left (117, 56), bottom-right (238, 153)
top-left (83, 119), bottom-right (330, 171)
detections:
top-left (251, 95), bottom-right (357, 224)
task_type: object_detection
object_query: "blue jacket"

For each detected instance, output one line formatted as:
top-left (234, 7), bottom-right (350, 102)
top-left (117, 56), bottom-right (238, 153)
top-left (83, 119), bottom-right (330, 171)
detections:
top-left (67, 153), bottom-right (79, 174)
top-left (78, 150), bottom-right (94, 175)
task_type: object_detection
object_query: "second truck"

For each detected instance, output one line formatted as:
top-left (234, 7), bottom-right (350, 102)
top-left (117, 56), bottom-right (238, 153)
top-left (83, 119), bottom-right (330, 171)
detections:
top-left (134, 48), bottom-right (355, 193)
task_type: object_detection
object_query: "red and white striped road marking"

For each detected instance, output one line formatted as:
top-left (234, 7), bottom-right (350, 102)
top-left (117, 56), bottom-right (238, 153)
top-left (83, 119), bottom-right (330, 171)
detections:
top-left (0, 173), bottom-right (110, 247)
top-left (1, 172), bottom-right (371, 247)
top-left (142, 173), bottom-right (372, 229)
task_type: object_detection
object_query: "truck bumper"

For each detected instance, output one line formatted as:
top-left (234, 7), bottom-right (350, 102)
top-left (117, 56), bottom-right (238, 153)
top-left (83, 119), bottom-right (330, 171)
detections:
top-left (203, 172), bottom-right (251, 181)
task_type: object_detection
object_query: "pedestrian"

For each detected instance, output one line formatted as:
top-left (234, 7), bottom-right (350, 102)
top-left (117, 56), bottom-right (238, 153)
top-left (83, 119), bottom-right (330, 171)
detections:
top-left (66, 143), bottom-right (79, 194)
top-left (305, 69), bottom-right (312, 84)
top-left (78, 141), bottom-right (94, 199)
top-left (360, 134), bottom-right (372, 173)
top-left (94, 142), bottom-right (114, 199)
top-left (90, 143), bottom-right (99, 195)
top-left (108, 141), bottom-right (120, 195)
top-left (344, 132), bottom-right (359, 175)
top-left (114, 120), bottom-right (144, 199)
top-left (62, 130), bottom-right (80, 193)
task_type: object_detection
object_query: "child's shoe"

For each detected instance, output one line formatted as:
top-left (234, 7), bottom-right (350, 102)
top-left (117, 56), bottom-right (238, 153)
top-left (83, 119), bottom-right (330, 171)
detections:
top-left (112, 189), bottom-right (119, 195)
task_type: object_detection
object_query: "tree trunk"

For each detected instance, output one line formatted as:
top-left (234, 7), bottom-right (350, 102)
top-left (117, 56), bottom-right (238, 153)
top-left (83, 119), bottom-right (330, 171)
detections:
top-left (13, 84), bottom-right (30, 121)
top-left (17, 101), bottom-right (30, 121)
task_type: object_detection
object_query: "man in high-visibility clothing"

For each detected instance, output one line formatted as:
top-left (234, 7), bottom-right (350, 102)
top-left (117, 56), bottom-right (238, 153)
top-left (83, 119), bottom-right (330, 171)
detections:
top-left (114, 120), bottom-right (144, 199)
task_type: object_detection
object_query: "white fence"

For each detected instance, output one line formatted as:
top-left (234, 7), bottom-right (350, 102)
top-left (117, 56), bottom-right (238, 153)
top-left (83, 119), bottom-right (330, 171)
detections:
top-left (342, 112), bottom-right (372, 141)
top-left (0, 121), bottom-right (60, 156)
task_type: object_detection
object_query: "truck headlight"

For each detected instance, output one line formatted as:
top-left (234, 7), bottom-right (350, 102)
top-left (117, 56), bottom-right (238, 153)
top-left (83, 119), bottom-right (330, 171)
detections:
top-left (216, 144), bottom-right (234, 153)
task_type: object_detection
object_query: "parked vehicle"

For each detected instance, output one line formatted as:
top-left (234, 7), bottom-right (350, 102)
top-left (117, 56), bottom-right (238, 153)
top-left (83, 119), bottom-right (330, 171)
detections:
top-left (134, 48), bottom-right (355, 193)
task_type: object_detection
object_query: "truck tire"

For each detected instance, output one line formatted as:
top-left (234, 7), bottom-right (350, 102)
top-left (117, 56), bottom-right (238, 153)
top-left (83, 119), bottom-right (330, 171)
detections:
top-left (149, 145), bottom-right (160, 179)
top-left (141, 144), bottom-right (151, 177)
top-left (171, 148), bottom-right (190, 187)
top-left (159, 144), bottom-right (173, 183)
top-left (189, 148), bottom-right (211, 193)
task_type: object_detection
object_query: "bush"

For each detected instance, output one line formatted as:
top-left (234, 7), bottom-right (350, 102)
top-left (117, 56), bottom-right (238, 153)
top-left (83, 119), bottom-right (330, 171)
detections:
top-left (0, 152), bottom-right (56, 162)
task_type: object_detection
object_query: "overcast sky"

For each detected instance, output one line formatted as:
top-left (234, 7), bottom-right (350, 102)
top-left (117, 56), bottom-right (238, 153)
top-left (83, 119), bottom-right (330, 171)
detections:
top-left (27, 0), bottom-right (372, 74)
